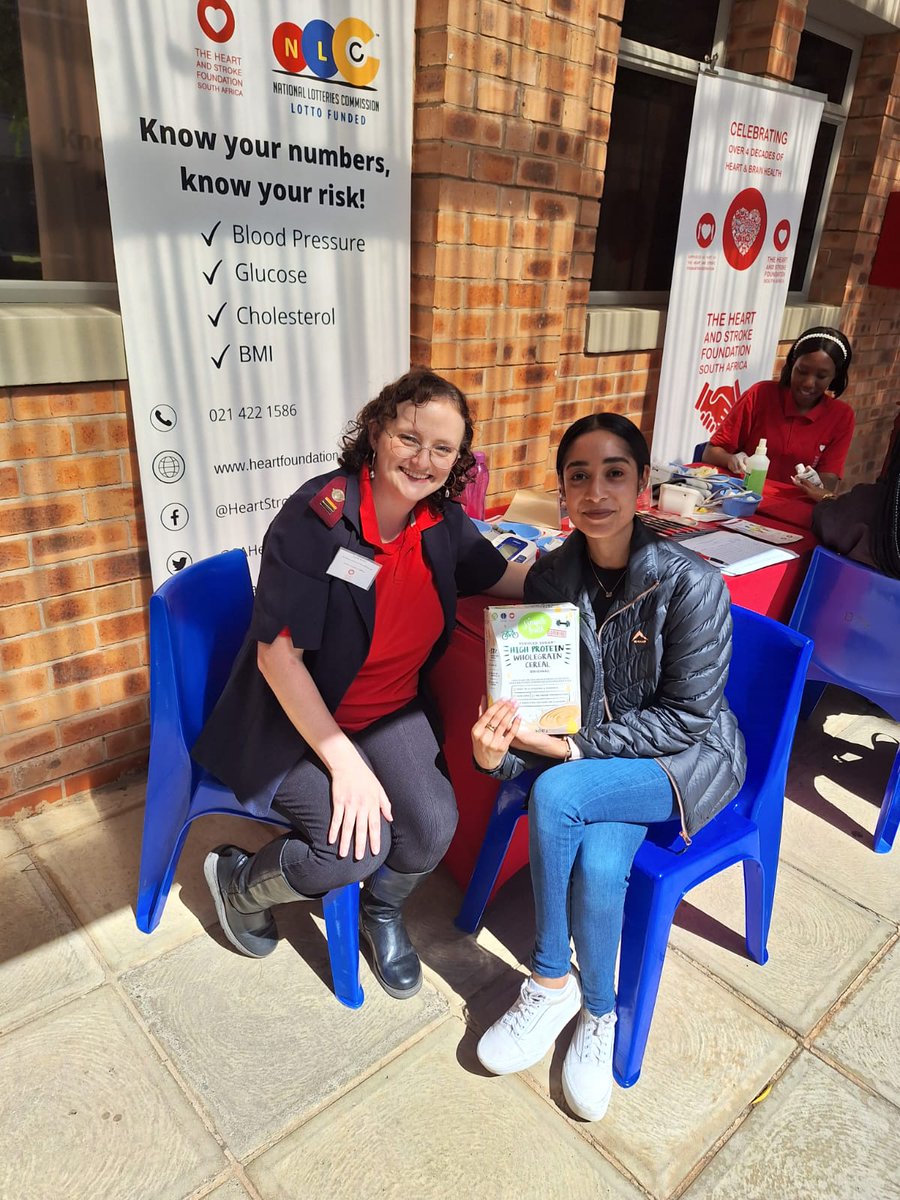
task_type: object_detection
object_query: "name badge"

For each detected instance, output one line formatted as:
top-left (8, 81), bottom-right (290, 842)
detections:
top-left (326, 547), bottom-right (380, 590)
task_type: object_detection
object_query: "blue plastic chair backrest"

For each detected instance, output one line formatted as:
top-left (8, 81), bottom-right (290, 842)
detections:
top-left (790, 546), bottom-right (900, 699)
top-left (725, 606), bottom-right (813, 819)
top-left (692, 441), bottom-right (708, 464)
top-left (149, 549), bottom-right (253, 750)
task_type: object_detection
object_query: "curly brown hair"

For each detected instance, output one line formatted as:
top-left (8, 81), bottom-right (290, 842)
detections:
top-left (338, 367), bottom-right (476, 510)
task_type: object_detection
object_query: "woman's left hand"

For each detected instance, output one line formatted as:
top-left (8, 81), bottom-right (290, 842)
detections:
top-left (472, 698), bottom-right (520, 771)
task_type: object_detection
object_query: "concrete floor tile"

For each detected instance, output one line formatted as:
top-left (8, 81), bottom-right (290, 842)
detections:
top-left (0, 986), bottom-right (225, 1200)
top-left (669, 861), bottom-right (893, 1033)
top-left (31, 805), bottom-right (276, 972)
top-left (0, 850), bottom-right (105, 1033)
top-left (15, 773), bottom-right (146, 847)
top-left (780, 791), bottom-right (900, 920)
top-left (815, 938), bottom-right (900, 1106)
top-left (0, 824), bottom-right (24, 859)
top-left (524, 953), bottom-right (795, 1199)
top-left (683, 1051), bottom-right (900, 1200)
top-left (402, 866), bottom-right (525, 1008)
top-left (121, 929), bottom-right (449, 1160)
top-left (246, 1020), bottom-right (644, 1200)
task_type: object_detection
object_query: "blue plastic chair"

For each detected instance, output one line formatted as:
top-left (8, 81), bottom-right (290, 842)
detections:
top-left (692, 440), bottom-right (708, 463)
top-left (456, 607), bottom-right (813, 1086)
top-left (789, 545), bottom-right (900, 854)
top-left (137, 549), bottom-right (364, 1008)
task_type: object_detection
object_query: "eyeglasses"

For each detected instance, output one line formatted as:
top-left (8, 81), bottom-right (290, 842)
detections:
top-left (388, 431), bottom-right (460, 468)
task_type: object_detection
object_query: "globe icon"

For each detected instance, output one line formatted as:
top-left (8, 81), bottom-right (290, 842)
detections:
top-left (153, 451), bottom-right (184, 483)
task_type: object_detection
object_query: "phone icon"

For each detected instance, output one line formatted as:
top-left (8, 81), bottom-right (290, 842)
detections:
top-left (150, 405), bottom-right (177, 432)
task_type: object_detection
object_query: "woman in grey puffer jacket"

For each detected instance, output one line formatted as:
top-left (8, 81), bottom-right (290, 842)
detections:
top-left (472, 413), bottom-right (746, 1123)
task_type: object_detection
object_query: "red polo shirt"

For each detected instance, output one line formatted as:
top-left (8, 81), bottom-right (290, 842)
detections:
top-left (709, 379), bottom-right (855, 482)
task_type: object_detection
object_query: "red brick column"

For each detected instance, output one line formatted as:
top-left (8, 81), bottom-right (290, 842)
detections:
top-left (412, 0), bottom-right (607, 505)
top-left (726, 0), bottom-right (807, 81)
top-left (0, 383), bottom-right (151, 815)
top-left (809, 34), bottom-right (900, 483)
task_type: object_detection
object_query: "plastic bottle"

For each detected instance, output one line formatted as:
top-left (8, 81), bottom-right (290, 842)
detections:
top-left (742, 438), bottom-right (770, 494)
top-left (794, 462), bottom-right (823, 489)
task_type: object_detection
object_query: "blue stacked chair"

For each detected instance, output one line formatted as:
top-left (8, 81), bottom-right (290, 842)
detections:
top-left (456, 606), bottom-right (812, 1086)
top-left (137, 548), bottom-right (364, 1008)
top-left (789, 545), bottom-right (900, 854)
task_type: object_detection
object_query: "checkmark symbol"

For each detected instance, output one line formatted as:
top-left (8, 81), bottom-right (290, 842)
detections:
top-left (203, 259), bottom-right (223, 284)
top-left (211, 345), bottom-right (230, 369)
top-left (201, 220), bottom-right (222, 246)
top-left (207, 302), bottom-right (227, 327)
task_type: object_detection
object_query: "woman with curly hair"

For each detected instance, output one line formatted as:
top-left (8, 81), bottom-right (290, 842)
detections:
top-left (703, 326), bottom-right (855, 493)
top-left (194, 368), bottom-right (527, 997)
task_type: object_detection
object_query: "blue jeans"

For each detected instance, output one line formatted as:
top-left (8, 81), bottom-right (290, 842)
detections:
top-left (529, 757), bottom-right (675, 1017)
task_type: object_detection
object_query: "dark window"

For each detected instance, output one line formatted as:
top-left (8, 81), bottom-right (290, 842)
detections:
top-left (0, 1), bottom-right (38, 278)
top-left (621, 0), bottom-right (721, 61)
top-left (789, 121), bottom-right (837, 291)
top-left (591, 69), bottom-right (694, 292)
top-left (0, 0), bottom-right (114, 283)
top-left (794, 29), bottom-right (853, 106)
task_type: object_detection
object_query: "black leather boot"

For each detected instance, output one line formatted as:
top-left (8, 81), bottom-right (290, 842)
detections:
top-left (204, 839), bottom-right (306, 959)
top-left (360, 865), bottom-right (429, 999)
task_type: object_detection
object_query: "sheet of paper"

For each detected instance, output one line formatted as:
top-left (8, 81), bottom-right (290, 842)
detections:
top-left (501, 489), bottom-right (562, 531)
top-left (679, 530), bottom-right (798, 576)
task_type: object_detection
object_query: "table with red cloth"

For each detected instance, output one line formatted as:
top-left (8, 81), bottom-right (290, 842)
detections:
top-left (431, 484), bottom-right (819, 899)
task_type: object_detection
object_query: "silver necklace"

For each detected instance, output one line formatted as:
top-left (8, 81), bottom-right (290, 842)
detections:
top-left (588, 557), bottom-right (628, 599)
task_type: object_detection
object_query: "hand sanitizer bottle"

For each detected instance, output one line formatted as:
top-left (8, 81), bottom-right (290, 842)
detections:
top-left (794, 462), bottom-right (823, 489)
top-left (742, 438), bottom-right (770, 494)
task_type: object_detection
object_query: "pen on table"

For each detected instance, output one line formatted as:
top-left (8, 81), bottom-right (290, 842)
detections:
top-left (703, 554), bottom-right (728, 566)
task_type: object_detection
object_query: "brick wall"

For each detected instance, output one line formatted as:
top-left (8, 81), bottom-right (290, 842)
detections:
top-left (0, 383), bottom-right (151, 816)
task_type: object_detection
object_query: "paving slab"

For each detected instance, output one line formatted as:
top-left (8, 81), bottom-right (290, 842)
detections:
top-left (780, 779), bottom-right (900, 921)
top-left (31, 804), bottom-right (275, 971)
top-left (0, 824), bottom-right (23, 859)
top-left (247, 1019), bottom-right (644, 1200)
top-left (815, 937), bottom-right (900, 1106)
top-left (121, 927), bottom-right (449, 1160)
top-left (511, 952), bottom-right (795, 1199)
top-left (669, 860), bottom-right (893, 1033)
top-left (0, 986), bottom-right (225, 1200)
top-left (14, 773), bottom-right (146, 846)
top-left (402, 865), bottom-right (524, 1008)
top-left (682, 1051), bottom-right (900, 1200)
top-left (0, 849), bottom-right (105, 1034)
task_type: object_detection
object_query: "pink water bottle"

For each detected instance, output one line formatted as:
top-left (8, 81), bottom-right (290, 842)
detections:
top-left (460, 450), bottom-right (489, 519)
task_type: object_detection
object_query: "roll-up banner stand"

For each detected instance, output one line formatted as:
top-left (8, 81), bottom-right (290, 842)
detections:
top-left (650, 69), bottom-right (824, 467)
top-left (86, 1), bottom-right (413, 585)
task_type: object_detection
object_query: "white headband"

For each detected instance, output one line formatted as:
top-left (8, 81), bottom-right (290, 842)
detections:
top-left (792, 331), bottom-right (849, 362)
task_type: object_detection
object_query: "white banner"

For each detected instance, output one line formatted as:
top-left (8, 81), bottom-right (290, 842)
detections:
top-left (651, 70), bottom-right (824, 466)
top-left (87, 1), bottom-right (413, 584)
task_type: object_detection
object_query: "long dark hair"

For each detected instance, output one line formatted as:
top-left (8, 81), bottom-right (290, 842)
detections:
top-left (556, 412), bottom-right (651, 481)
top-left (779, 326), bottom-right (853, 397)
top-left (338, 367), bottom-right (476, 508)
top-left (871, 431), bottom-right (900, 578)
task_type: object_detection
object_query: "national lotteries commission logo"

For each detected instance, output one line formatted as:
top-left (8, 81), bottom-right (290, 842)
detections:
top-left (272, 16), bottom-right (380, 89)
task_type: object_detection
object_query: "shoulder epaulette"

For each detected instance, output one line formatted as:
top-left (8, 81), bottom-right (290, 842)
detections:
top-left (309, 476), bottom-right (348, 528)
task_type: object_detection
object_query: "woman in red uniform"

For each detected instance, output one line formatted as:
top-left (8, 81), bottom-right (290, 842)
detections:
top-left (703, 326), bottom-right (854, 493)
top-left (193, 368), bottom-right (528, 998)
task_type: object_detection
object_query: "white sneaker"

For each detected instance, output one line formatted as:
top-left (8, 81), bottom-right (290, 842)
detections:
top-left (562, 1007), bottom-right (616, 1121)
top-left (477, 975), bottom-right (582, 1075)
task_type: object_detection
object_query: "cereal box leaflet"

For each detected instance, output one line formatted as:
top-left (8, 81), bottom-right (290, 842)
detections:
top-left (485, 603), bottom-right (581, 735)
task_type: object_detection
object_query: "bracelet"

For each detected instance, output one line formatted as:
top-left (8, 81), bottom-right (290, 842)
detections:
top-left (563, 737), bottom-right (573, 762)
top-left (821, 491), bottom-right (835, 501)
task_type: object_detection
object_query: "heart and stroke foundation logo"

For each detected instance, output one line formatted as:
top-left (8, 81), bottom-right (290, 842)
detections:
top-left (722, 187), bottom-right (767, 271)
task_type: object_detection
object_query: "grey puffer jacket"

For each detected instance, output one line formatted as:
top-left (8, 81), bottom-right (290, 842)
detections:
top-left (496, 520), bottom-right (747, 842)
